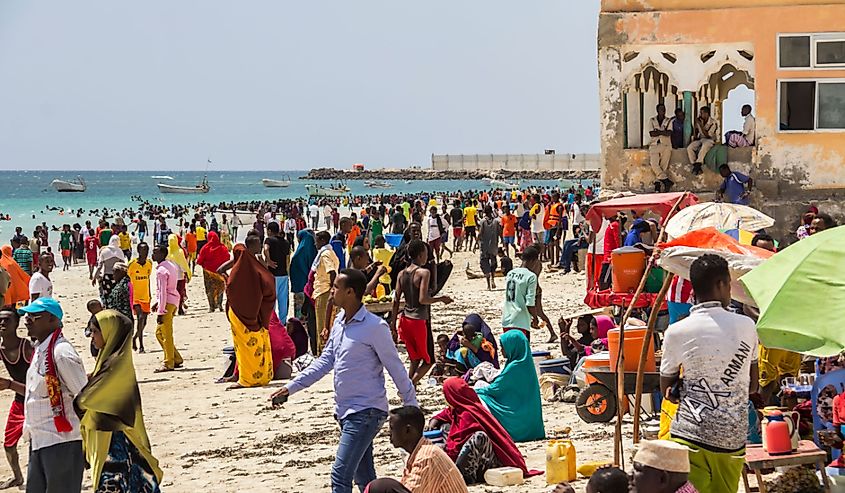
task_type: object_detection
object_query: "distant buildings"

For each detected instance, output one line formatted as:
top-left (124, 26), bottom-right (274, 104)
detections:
top-left (431, 153), bottom-right (600, 172)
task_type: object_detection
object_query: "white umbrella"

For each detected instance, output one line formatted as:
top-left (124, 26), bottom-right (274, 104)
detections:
top-left (664, 202), bottom-right (775, 239)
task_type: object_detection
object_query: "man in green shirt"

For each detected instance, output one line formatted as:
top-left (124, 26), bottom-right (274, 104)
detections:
top-left (60, 225), bottom-right (72, 271)
top-left (502, 245), bottom-right (539, 342)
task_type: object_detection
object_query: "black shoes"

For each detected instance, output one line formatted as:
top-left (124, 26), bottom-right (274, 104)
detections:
top-left (662, 178), bottom-right (674, 192)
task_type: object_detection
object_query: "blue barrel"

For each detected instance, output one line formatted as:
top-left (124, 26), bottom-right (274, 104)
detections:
top-left (539, 357), bottom-right (571, 376)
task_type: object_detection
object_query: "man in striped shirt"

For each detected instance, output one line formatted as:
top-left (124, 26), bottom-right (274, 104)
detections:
top-left (366, 406), bottom-right (467, 493)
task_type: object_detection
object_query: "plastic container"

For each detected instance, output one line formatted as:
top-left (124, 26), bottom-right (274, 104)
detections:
top-left (610, 246), bottom-right (646, 293)
top-left (423, 429), bottom-right (445, 447)
top-left (546, 440), bottom-right (577, 484)
top-left (762, 412), bottom-right (792, 455)
top-left (539, 358), bottom-right (571, 376)
top-left (532, 350), bottom-right (551, 376)
top-left (484, 467), bottom-right (524, 486)
top-left (384, 233), bottom-right (403, 248)
top-left (607, 327), bottom-right (656, 373)
top-left (581, 352), bottom-right (611, 385)
top-left (645, 267), bottom-right (666, 293)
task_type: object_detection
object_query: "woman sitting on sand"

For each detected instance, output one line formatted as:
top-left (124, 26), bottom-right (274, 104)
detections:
top-left (445, 314), bottom-right (499, 373)
top-left (196, 231), bottom-right (230, 312)
top-left (76, 309), bottom-right (163, 492)
top-left (475, 330), bottom-right (545, 442)
top-left (428, 378), bottom-right (538, 485)
top-left (224, 237), bottom-right (275, 389)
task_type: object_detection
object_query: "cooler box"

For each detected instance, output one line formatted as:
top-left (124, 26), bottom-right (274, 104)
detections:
top-left (607, 327), bottom-right (656, 373)
top-left (532, 350), bottom-right (551, 376)
top-left (539, 358), bottom-right (571, 376)
top-left (610, 246), bottom-right (646, 293)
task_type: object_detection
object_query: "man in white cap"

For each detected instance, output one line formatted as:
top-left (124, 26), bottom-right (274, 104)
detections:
top-left (632, 440), bottom-right (697, 493)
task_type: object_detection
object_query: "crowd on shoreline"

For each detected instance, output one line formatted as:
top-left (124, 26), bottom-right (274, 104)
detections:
top-left (0, 182), bottom-right (840, 493)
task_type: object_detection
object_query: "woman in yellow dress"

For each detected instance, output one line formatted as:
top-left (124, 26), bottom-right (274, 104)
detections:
top-left (225, 236), bottom-right (275, 388)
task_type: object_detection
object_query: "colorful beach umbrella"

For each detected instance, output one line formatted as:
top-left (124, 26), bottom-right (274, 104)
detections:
top-left (740, 226), bottom-right (845, 356)
top-left (657, 228), bottom-right (774, 306)
top-left (664, 202), bottom-right (774, 239)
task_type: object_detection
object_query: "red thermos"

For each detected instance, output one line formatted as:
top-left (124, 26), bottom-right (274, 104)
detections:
top-left (763, 412), bottom-right (792, 455)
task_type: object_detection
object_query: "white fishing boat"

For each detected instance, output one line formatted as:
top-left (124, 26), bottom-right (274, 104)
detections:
top-left (261, 175), bottom-right (292, 188)
top-left (151, 175), bottom-right (174, 180)
top-left (217, 209), bottom-right (258, 226)
top-left (50, 177), bottom-right (86, 192)
top-left (158, 176), bottom-right (210, 194)
top-left (364, 180), bottom-right (392, 189)
top-left (489, 178), bottom-right (519, 189)
top-left (305, 184), bottom-right (349, 197)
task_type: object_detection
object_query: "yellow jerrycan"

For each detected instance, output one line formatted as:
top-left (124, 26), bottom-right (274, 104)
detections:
top-left (546, 439), bottom-right (576, 484)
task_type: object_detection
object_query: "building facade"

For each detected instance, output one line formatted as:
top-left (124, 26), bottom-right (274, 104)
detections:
top-left (598, 0), bottom-right (845, 205)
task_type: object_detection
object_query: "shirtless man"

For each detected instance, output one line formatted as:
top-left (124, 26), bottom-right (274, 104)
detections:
top-left (0, 306), bottom-right (33, 490)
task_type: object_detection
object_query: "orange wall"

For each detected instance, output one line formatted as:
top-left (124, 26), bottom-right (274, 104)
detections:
top-left (607, 3), bottom-right (845, 187)
top-left (603, 0), bottom-right (845, 13)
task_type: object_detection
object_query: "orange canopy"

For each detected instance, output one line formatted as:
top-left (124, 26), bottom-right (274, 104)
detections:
top-left (659, 227), bottom-right (774, 259)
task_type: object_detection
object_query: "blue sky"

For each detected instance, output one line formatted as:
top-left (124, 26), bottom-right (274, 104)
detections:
top-left (0, 1), bottom-right (601, 170)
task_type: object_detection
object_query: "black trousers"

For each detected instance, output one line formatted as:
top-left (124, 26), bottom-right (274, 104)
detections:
top-left (27, 440), bottom-right (84, 493)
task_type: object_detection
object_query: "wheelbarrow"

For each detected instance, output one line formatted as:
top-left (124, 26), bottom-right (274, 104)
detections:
top-left (576, 370), bottom-right (661, 423)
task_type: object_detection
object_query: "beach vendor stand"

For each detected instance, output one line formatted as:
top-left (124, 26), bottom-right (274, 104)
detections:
top-left (582, 192), bottom-right (698, 464)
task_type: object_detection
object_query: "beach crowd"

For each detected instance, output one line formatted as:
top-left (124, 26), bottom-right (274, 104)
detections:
top-left (0, 181), bottom-right (840, 493)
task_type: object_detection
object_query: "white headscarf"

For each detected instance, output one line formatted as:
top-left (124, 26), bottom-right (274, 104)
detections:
top-left (99, 235), bottom-right (126, 263)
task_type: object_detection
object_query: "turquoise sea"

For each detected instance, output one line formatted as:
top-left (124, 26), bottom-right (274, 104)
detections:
top-left (0, 170), bottom-right (589, 238)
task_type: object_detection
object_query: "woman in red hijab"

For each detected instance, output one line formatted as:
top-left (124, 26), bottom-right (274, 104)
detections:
top-left (428, 377), bottom-right (540, 484)
top-left (196, 232), bottom-right (230, 312)
top-left (225, 237), bottom-right (276, 388)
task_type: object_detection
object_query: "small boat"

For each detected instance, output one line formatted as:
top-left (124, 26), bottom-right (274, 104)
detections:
top-left (51, 177), bottom-right (86, 192)
top-left (364, 180), bottom-right (392, 189)
top-left (217, 209), bottom-right (258, 225)
top-left (261, 175), bottom-right (292, 188)
top-left (305, 184), bottom-right (349, 197)
top-left (403, 180), bottom-right (413, 184)
top-left (489, 178), bottom-right (519, 189)
top-left (158, 176), bottom-right (210, 194)
top-left (151, 175), bottom-right (174, 180)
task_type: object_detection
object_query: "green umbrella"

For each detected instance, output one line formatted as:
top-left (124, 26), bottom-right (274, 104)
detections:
top-left (740, 225), bottom-right (845, 356)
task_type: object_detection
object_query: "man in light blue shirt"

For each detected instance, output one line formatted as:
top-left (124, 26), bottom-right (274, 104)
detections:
top-left (272, 269), bottom-right (418, 493)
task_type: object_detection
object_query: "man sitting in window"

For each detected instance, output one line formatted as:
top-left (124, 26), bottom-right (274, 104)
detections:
top-left (726, 105), bottom-right (756, 148)
top-left (686, 106), bottom-right (719, 176)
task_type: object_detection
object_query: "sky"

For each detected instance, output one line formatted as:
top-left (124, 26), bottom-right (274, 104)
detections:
top-left (0, 1), bottom-right (601, 171)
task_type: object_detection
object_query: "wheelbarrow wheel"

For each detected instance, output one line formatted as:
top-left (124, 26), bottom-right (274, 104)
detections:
top-left (576, 384), bottom-right (617, 423)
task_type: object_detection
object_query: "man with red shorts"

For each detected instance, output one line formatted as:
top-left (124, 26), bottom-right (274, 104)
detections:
top-left (391, 240), bottom-right (453, 385)
top-left (0, 306), bottom-right (32, 489)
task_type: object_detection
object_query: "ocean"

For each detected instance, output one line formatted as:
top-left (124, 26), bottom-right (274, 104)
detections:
top-left (0, 170), bottom-right (592, 238)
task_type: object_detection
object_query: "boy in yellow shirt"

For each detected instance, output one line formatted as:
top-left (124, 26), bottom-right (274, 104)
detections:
top-left (371, 235), bottom-right (394, 296)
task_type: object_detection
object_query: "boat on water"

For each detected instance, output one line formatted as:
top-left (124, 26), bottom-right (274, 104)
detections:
top-left (364, 180), bottom-right (392, 189)
top-left (151, 175), bottom-right (174, 180)
top-left (489, 178), bottom-right (519, 189)
top-left (305, 184), bottom-right (349, 197)
top-left (51, 177), bottom-right (86, 192)
top-left (261, 175), bottom-right (292, 188)
top-left (158, 176), bottom-right (210, 194)
top-left (217, 209), bottom-right (258, 226)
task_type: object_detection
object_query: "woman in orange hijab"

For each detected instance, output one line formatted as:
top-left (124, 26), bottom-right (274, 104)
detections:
top-left (1, 246), bottom-right (29, 305)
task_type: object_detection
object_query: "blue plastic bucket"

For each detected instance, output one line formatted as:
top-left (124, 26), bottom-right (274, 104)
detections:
top-left (384, 233), bottom-right (403, 248)
top-left (539, 357), bottom-right (571, 375)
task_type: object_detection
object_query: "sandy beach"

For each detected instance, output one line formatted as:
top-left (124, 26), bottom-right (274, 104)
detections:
top-left (0, 249), bottom-right (628, 493)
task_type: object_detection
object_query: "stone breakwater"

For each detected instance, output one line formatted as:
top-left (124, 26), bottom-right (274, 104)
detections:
top-left (302, 168), bottom-right (600, 181)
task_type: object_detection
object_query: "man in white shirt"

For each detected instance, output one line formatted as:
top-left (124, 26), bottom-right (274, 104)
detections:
top-left (19, 298), bottom-right (87, 493)
top-left (29, 252), bottom-right (54, 301)
top-left (309, 203), bottom-right (321, 230)
top-left (687, 106), bottom-right (720, 176)
top-left (660, 254), bottom-right (758, 493)
top-left (648, 103), bottom-right (675, 192)
top-left (726, 105), bottom-right (756, 148)
top-left (323, 204), bottom-right (333, 232)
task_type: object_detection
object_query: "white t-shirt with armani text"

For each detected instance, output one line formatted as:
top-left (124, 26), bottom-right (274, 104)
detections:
top-left (660, 301), bottom-right (758, 451)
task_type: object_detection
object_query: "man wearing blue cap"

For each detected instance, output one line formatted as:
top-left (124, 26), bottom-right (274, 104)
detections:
top-left (19, 298), bottom-right (87, 493)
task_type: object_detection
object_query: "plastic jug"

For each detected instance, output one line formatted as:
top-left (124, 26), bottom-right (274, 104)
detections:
top-left (546, 440), bottom-right (576, 484)
top-left (484, 467), bottom-right (524, 486)
top-left (762, 412), bottom-right (793, 455)
top-left (762, 408), bottom-right (799, 452)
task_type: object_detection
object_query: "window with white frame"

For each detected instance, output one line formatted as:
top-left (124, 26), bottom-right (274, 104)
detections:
top-left (779, 80), bottom-right (845, 131)
top-left (779, 33), bottom-right (845, 69)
